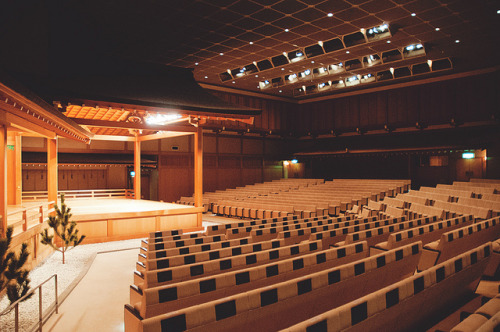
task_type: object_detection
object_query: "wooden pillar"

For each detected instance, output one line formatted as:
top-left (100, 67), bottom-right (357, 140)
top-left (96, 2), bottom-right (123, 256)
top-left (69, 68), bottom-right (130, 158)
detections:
top-left (134, 136), bottom-right (141, 200)
top-left (194, 126), bottom-right (203, 226)
top-left (7, 132), bottom-right (22, 205)
top-left (47, 138), bottom-right (58, 203)
top-left (0, 125), bottom-right (7, 236)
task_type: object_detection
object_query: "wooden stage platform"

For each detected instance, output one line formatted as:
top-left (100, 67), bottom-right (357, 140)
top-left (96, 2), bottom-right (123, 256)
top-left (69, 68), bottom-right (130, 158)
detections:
top-left (64, 199), bottom-right (203, 243)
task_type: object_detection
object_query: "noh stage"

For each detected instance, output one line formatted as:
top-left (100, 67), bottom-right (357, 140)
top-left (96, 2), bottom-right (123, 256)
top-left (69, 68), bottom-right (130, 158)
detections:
top-left (66, 198), bottom-right (204, 243)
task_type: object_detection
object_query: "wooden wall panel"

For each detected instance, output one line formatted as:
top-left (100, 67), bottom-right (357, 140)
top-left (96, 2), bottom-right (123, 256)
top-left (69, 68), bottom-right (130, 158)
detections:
top-left (204, 135), bottom-right (217, 153)
top-left (203, 168), bottom-right (218, 193)
top-left (242, 168), bottom-right (262, 185)
top-left (58, 171), bottom-right (68, 190)
top-left (218, 137), bottom-right (240, 154)
top-left (159, 167), bottom-right (193, 203)
top-left (242, 139), bottom-right (263, 155)
top-left (294, 73), bottom-right (498, 134)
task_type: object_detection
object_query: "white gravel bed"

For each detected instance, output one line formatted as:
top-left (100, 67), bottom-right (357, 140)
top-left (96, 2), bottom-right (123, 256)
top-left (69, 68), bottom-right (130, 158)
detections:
top-left (0, 238), bottom-right (142, 331)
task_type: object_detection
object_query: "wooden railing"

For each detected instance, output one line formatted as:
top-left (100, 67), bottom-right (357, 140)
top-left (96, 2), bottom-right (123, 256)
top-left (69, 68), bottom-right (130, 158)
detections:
top-left (7, 201), bottom-right (55, 235)
top-left (22, 189), bottom-right (135, 201)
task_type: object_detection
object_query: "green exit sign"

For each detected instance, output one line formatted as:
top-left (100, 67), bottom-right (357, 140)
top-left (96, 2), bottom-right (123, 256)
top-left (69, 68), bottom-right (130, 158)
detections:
top-left (7, 145), bottom-right (14, 151)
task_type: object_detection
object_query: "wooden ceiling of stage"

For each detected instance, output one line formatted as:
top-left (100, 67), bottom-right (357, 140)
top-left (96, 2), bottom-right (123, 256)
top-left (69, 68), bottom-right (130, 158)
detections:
top-left (63, 104), bottom-right (254, 138)
top-left (64, 105), bottom-right (189, 137)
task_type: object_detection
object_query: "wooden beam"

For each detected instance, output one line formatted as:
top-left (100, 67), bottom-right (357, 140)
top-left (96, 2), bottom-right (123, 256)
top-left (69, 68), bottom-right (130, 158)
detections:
top-left (0, 83), bottom-right (91, 141)
top-left (138, 131), bottom-right (194, 142)
top-left (0, 110), bottom-right (57, 139)
top-left (0, 126), bottom-right (7, 236)
top-left (6, 132), bottom-right (22, 205)
top-left (194, 126), bottom-right (203, 227)
top-left (134, 135), bottom-right (141, 200)
top-left (47, 138), bottom-right (58, 202)
top-left (91, 135), bottom-right (135, 141)
top-left (71, 118), bottom-right (197, 132)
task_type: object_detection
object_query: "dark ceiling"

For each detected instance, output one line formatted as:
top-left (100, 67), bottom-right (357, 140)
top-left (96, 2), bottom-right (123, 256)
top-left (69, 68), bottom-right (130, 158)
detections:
top-left (1, 0), bottom-right (499, 100)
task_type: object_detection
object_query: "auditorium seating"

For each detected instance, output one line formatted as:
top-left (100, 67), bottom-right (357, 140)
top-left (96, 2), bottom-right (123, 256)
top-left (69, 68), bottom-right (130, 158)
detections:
top-left (139, 237), bottom-right (254, 262)
top-left (282, 243), bottom-right (492, 332)
top-left (129, 242), bottom-right (368, 319)
top-left (451, 295), bottom-right (500, 332)
top-left (310, 216), bottom-right (406, 249)
top-left (373, 215), bottom-right (474, 254)
top-left (418, 216), bottom-right (500, 270)
top-left (335, 216), bottom-right (438, 248)
top-left (125, 178), bottom-right (500, 332)
top-left (138, 238), bottom-right (287, 272)
top-left (125, 242), bottom-right (421, 332)
top-left (135, 240), bottom-right (322, 288)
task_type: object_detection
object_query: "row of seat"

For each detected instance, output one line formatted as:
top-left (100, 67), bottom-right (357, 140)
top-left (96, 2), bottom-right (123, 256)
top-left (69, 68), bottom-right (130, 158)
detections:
top-left (282, 243), bottom-right (492, 332)
top-left (130, 242), bottom-right (368, 319)
top-left (451, 294), bottom-right (500, 331)
top-left (135, 240), bottom-right (323, 289)
top-left (125, 242), bottom-right (422, 332)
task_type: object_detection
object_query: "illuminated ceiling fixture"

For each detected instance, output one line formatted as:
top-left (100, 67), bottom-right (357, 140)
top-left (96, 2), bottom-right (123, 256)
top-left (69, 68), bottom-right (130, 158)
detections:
top-left (299, 69), bottom-right (312, 79)
top-left (259, 79), bottom-right (271, 89)
top-left (195, 62), bottom-right (199, 65)
top-left (145, 113), bottom-right (183, 125)
top-left (345, 75), bottom-right (360, 87)
top-left (366, 23), bottom-right (391, 42)
top-left (411, 13), bottom-right (416, 16)
top-left (318, 81), bottom-right (330, 89)
top-left (288, 49), bottom-right (305, 63)
top-left (403, 43), bottom-right (425, 58)
top-left (285, 28), bottom-right (289, 32)
top-left (286, 73), bottom-right (298, 83)
top-left (435, 27), bottom-right (440, 31)
top-left (455, 39), bottom-right (460, 43)
top-left (327, 13), bottom-right (333, 17)
top-left (363, 54), bottom-right (381, 66)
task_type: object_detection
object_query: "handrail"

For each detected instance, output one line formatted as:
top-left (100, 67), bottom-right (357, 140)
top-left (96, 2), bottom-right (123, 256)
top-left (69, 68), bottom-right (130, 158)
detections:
top-left (6, 201), bottom-right (55, 233)
top-left (0, 274), bottom-right (58, 332)
top-left (22, 189), bottom-right (135, 200)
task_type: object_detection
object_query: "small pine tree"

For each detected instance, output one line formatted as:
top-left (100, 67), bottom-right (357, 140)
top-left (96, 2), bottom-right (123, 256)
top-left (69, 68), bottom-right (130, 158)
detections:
top-left (40, 194), bottom-right (85, 264)
top-left (0, 227), bottom-right (32, 305)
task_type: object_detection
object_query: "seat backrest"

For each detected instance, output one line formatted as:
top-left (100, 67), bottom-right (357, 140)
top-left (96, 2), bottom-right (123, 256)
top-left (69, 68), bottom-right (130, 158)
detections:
top-left (138, 242), bottom-right (423, 332)
top-left (138, 242), bottom-right (368, 318)
top-left (283, 242), bottom-right (492, 332)
top-left (385, 215), bottom-right (474, 249)
top-left (434, 216), bottom-right (500, 265)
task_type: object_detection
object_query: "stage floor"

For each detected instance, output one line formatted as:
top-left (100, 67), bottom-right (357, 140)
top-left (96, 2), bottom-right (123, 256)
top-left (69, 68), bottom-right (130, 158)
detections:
top-left (65, 198), bottom-right (197, 219)
top-left (16, 198), bottom-right (204, 243)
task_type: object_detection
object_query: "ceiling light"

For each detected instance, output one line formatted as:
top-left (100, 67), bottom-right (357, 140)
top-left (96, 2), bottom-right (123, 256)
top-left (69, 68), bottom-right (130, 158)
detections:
top-left (279, 90), bottom-right (282, 93)
top-left (285, 29), bottom-right (289, 32)
top-left (497, 10), bottom-right (500, 14)
top-left (232, 81), bottom-right (235, 84)
top-left (435, 27), bottom-right (440, 31)
top-left (145, 113), bottom-right (182, 125)
top-left (255, 74), bottom-right (259, 77)
top-left (204, 76), bottom-right (208, 79)
top-left (327, 13), bottom-right (333, 17)
top-left (249, 42), bottom-right (253, 45)
top-left (195, 62), bottom-right (199, 65)
top-left (346, 51), bottom-right (350, 53)
top-left (411, 13), bottom-right (416, 16)
top-left (387, 40), bottom-right (391, 43)
top-left (220, 53), bottom-right (224, 56)
top-left (318, 41), bottom-right (323, 47)
top-left (311, 60), bottom-right (315, 63)
top-left (455, 39), bottom-right (460, 43)
top-left (281, 68), bottom-right (285, 70)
